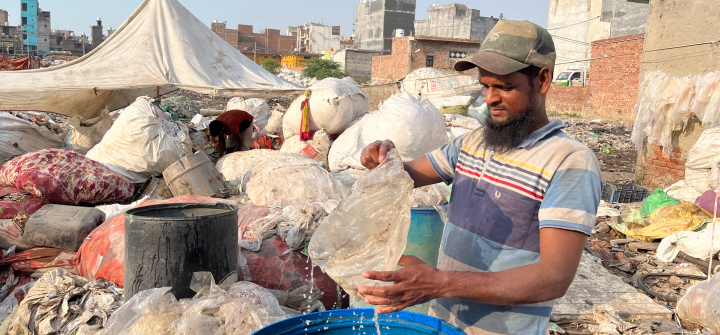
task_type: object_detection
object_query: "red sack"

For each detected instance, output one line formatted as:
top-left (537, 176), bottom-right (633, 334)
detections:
top-left (0, 149), bottom-right (134, 205)
top-left (73, 195), bottom-right (272, 287)
top-left (0, 186), bottom-right (47, 220)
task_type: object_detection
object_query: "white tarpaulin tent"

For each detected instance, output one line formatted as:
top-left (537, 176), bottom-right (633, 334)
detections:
top-left (0, 0), bottom-right (304, 119)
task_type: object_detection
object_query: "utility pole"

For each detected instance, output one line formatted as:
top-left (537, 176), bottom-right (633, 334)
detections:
top-left (254, 41), bottom-right (257, 63)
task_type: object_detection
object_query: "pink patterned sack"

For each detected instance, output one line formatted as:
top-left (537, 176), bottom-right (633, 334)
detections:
top-left (0, 149), bottom-right (134, 205)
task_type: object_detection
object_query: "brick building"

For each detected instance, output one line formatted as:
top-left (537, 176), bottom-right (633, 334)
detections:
top-left (371, 35), bottom-right (482, 82)
top-left (210, 22), bottom-right (297, 54)
top-left (546, 33), bottom-right (645, 123)
top-left (0, 10), bottom-right (8, 26)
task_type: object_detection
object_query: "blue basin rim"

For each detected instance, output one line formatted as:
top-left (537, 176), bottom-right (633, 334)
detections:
top-left (253, 309), bottom-right (467, 335)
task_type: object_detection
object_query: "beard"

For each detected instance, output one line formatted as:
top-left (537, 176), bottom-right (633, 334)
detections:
top-left (482, 105), bottom-right (537, 153)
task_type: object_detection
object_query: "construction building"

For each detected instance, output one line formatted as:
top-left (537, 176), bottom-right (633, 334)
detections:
top-left (547, 0), bottom-right (649, 75)
top-left (0, 9), bottom-right (8, 26)
top-left (50, 30), bottom-right (93, 57)
top-left (295, 23), bottom-right (341, 54)
top-left (332, 49), bottom-right (383, 81)
top-left (415, 4), bottom-right (499, 40)
top-left (372, 35), bottom-right (482, 82)
top-left (211, 22), bottom-right (297, 54)
top-left (91, 18), bottom-right (104, 47)
top-left (21, 0), bottom-right (50, 53)
top-left (0, 25), bottom-right (23, 54)
top-left (355, 0), bottom-right (416, 55)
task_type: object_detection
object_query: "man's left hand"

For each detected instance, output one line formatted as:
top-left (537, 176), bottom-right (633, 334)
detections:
top-left (358, 256), bottom-right (446, 314)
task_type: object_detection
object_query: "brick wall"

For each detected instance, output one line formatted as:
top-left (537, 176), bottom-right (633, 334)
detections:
top-left (211, 23), bottom-right (297, 53)
top-left (589, 34), bottom-right (644, 124)
top-left (642, 143), bottom-right (687, 189)
top-left (546, 85), bottom-right (592, 115)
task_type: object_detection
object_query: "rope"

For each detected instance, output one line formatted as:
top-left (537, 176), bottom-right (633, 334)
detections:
top-left (547, 16), bottom-right (601, 30)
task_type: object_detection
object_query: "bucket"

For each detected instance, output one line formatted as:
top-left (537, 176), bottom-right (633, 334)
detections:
top-left (163, 152), bottom-right (229, 198)
top-left (124, 203), bottom-right (239, 301)
top-left (254, 309), bottom-right (464, 335)
top-left (350, 206), bottom-right (446, 314)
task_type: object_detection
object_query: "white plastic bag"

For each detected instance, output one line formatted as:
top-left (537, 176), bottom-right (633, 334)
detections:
top-left (280, 130), bottom-right (332, 169)
top-left (226, 98), bottom-right (270, 130)
top-left (401, 67), bottom-right (482, 108)
top-left (216, 150), bottom-right (348, 207)
top-left (328, 92), bottom-right (448, 171)
top-left (676, 273), bottom-right (720, 333)
top-left (87, 97), bottom-right (192, 183)
top-left (445, 114), bottom-right (481, 130)
top-left (409, 183), bottom-right (450, 208)
top-left (657, 225), bottom-right (720, 263)
top-left (282, 78), bottom-right (368, 138)
top-left (265, 108), bottom-right (285, 135)
top-left (65, 110), bottom-right (114, 155)
top-left (665, 180), bottom-right (704, 203)
top-left (685, 127), bottom-right (720, 193)
top-left (309, 150), bottom-right (413, 300)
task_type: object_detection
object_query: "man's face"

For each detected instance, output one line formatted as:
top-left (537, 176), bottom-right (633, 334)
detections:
top-left (479, 69), bottom-right (537, 125)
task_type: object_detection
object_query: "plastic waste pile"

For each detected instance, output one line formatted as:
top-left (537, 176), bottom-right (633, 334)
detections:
top-left (309, 150), bottom-right (413, 300)
top-left (160, 96), bottom-right (201, 119)
top-left (277, 68), bottom-right (318, 87)
top-left (65, 110), bottom-right (114, 155)
top-left (238, 200), bottom-right (339, 252)
top-left (401, 67), bottom-right (482, 116)
top-left (0, 112), bottom-right (64, 162)
top-left (685, 127), bottom-right (720, 194)
top-left (676, 273), bottom-right (720, 334)
top-left (217, 149), bottom-right (348, 208)
top-left (102, 273), bottom-right (290, 335)
top-left (8, 269), bottom-right (122, 335)
top-left (632, 70), bottom-right (720, 157)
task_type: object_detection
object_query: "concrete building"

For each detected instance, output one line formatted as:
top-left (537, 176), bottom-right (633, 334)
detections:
top-left (414, 4), bottom-right (499, 40)
top-left (211, 22), bottom-right (297, 54)
top-left (281, 53), bottom-right (321, 69)
top-left (49, 30), bottom-right (93, 57)
top-left (372, 35), bottom-right (482, 82)
top-left (296, 23), bottom-right (341, 54)
top-left (91, 18), bottom-right (104, 47)
top-left (340, 35), bottom-right (354, 50)
top-left (20, 0), bottom-right (50, 53)
top-left (547, 0), bottom-right (649, 75)
top-left (0, 10), bottom-right (9, 26)
top-left (0, 25), bottom-right (23, 54)
top-left (355, 0), bottom-right (416, 54)
top-left (332, 49), bottom-right (383, 80)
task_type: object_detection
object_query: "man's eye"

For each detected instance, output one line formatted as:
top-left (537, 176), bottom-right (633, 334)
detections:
top-left (502, 87), bottom-right (513, 92)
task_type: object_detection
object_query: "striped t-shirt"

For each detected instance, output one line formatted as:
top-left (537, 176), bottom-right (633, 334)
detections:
top-left (426, 119), bottom-right (602, 335)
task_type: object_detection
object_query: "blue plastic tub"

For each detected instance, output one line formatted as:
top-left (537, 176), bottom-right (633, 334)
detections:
top-left (253, 309), bottom-right (466, 335)
top-left (350, 206), bottom-right (447, 314)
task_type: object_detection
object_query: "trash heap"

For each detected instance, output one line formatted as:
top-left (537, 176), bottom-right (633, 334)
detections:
top-left (277, 68), bottom-right (319, 87)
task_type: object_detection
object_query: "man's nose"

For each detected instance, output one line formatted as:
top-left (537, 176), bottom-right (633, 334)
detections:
top-left (484, 87), bottom-right (502, 106)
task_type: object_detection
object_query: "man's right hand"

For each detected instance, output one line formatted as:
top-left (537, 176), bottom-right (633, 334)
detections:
top-left (360, 140), bottom-right (396, 170)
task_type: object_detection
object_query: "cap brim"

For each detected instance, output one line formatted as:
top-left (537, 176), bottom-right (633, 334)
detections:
top-left (454, 51), bottom-right (530, 75)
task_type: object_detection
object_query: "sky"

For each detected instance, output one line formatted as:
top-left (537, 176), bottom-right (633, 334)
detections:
top-left (1, 0), bottom-right (550, 38)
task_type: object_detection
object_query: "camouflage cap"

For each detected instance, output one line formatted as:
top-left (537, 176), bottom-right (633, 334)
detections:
top-left (454, 20), bottom-right (556, 75)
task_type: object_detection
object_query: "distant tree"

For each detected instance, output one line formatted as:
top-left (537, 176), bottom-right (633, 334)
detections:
top-left (302, 59), bottom-right (349, 80)
top-left (261, 59), bottom-right (281, 74)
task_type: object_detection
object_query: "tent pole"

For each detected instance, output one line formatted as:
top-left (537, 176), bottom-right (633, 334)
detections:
top-left (156, 86), bottom-right (160, 100)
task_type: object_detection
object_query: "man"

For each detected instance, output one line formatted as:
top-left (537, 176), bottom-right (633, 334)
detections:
top-left (358, 20), bottom-right (602, 335)
top-left (209, 109), bottom-right (254, 158)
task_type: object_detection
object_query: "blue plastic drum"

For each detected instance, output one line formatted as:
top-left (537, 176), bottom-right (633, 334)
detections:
top-left (253, 309), bottom-right (466, 335)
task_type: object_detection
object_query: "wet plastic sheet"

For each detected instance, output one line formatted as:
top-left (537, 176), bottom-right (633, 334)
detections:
top-left (308, 150), bottom-right (414, 300)
top-left (103, 273), bottom-right (288, 335)
top-left (676, 273), bottom-right (720, 333)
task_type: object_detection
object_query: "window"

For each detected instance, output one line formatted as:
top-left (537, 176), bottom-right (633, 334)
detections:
top-left (426, 55), bottom-right (434, 67)
top-left (21, 17), bottom-right (27, 26)
top-left (304, 56), bottom-right (311, 59)
top-left (44, 38), bottom-right (47, 42)
top-left (570, 72), bottom-right (581, 81)
top-left (22, 3), bottom-right (27, 11)
top-left (332, 26), bottom-right (340, 36)
top-left (44, 24), bottom-right (47, 28)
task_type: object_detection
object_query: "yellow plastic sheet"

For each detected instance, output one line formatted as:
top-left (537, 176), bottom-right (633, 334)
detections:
top-left (626, 202), bottom-right (711, 242)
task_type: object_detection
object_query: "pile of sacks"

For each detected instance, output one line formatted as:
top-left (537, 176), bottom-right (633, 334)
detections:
top-left (401, 67), bottom-right (483, 116)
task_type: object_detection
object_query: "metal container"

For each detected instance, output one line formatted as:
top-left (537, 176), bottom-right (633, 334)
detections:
top-left (124, 203), bottom-right (238, 300)
top-left (350, 206), bottom-right (447, 314)
top-left (163, 152), bottom-right (228, 198)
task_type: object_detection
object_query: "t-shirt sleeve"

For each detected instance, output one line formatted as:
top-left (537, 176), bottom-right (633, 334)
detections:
top-left (425, 135), bottom-right (464, 185)
top-left (538, 148), bottom-right (602, 236)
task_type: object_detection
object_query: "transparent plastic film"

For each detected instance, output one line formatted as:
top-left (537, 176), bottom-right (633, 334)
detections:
top-left (308, 150), bottom-right (414, 300)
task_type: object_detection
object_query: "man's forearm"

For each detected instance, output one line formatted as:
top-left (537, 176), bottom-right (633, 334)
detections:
top-left (403, 156), bottom-right (443, 188)
top-left (436, 263), bottom-right (571, 306)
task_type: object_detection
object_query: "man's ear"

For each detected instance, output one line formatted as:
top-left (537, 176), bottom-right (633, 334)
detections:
top-left (538, 67), bottom-right (553, 94)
